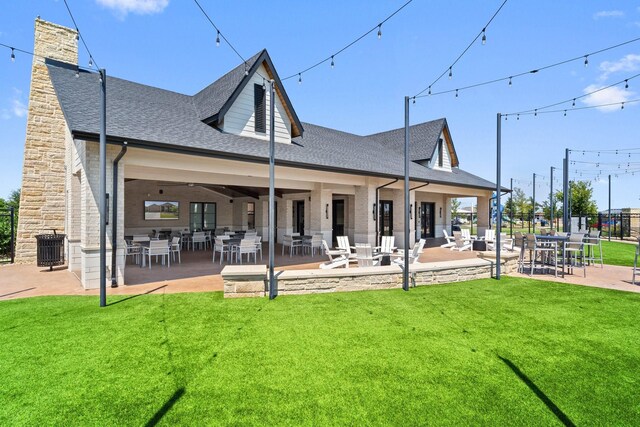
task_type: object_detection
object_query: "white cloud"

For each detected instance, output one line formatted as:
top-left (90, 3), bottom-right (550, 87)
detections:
top-left (598, 54), bottom-right (640, 81)
top-left (1, 89), bottom-right (27, 120)
top-left (581, 84), bottom-right (635, 112)
top-left (593, 10), bottom-right (624, 19)
top-left (95, 0), bottom-right (169, 17)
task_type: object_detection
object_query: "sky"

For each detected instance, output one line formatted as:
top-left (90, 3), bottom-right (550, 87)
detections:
top-left (1, 0), bottom-right (639, 210)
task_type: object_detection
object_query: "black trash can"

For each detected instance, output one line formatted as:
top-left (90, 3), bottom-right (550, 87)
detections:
top-left (36, 231), bottom-right (66, 271)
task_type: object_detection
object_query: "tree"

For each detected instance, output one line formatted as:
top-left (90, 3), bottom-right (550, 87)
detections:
top-left (451, 198), bottom-right (461, 219)
top-left (0, 189), bottom-right (20, 260)
top-left (570, 181), bottom-right (598, 216)
top-left (512, 187), bottom-right (530, 219)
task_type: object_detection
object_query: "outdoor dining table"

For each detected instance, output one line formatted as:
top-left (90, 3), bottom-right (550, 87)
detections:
top-left (531, 234), bottom-right (569, 276)
top-left (133, 240), bottom-right (169, 268)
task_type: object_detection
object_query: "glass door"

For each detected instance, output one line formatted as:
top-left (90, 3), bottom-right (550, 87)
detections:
top-left (420, 202), bottom-right (435, 238)
top-left (332, 200), bottom-right (345, 246)
top-left (379, 200), bottom-right (393, 237)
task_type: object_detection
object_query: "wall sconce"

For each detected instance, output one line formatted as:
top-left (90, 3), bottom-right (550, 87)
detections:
top-left (417, 205), bottom-right (421, 217)
top-left (439, 207), bottom-right (442, 218)
top-left (372, 203), bottom-right (376, 221)
top-left (410, 204), bottom-right (413, 220)
top-left (325, 203), bottom-right (329, 219)
top-left (105, 193), bottom-right (110, 225)
top-left (159, 189), bottom-right (163, 195)
top-left (230, 199), bottom-right (234, 203)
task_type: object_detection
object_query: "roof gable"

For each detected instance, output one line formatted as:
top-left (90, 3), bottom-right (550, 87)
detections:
top-left (193, 49), bottom-right (303, 137)
top-left (368, 118), bottom-right (459, 167)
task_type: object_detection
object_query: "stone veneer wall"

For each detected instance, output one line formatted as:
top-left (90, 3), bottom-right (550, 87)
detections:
top-left (223, 253), bottom-right (519, 298)
top-left (16, 19), bottom-right (78, 263)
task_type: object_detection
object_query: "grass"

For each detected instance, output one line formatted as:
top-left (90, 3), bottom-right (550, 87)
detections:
top-left (600, 240), bottom-right (638, 267)
top-left (1, 277), bottom-right (639, 425)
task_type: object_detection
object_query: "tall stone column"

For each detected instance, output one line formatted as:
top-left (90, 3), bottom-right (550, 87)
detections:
top-left (310, 184), bottom-right (333, 243)
top-left (354, 185), bottom-right (376, 246)
top-left (476, 195), bottom-right (490, 236)
top-left (16, 19), bottom-right (78, 263)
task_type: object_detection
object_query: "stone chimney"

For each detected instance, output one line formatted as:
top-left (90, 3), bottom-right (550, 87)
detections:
top-left (15, 19), bottom-right (78, 263)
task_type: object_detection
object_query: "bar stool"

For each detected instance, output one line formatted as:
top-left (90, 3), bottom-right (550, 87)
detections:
top-left (563, 233), bottom-right (587, 278)
top-left (583, 230), bottom-right (603, 268)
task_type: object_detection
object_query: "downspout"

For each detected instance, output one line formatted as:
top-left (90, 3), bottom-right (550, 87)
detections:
top-left (375, 179), bottom-right (398, 246)
top-left (111, 141), bottom-right (128, 287)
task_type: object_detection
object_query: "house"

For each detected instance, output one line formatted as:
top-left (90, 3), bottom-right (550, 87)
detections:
top-left (16, 19), bottom-right (496, 289)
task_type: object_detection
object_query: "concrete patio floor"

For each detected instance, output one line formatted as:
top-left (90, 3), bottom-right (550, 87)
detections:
top-left (1, 244), bottom-right (637, 301)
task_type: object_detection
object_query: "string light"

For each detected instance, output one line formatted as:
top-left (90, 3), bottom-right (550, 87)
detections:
top-left (508, 76), bottom-right (512, 86)
top-left (10, 48), bottom-right (15, 62)
top-left (331, 55), bottom-right (334, 68)
top-left (448, 67), bottom-right (453, 80)
top-left (88, 57), bottom-right (93, 67)
top-left (481, 28), bottom-right (486, 45)
top-left (244, 63), bottom-right (249, 76)
top-left (63, 0), bottom-right (100, 70)
top-left (412, 97), bottom-right (416, 104)
top-left (281, 0), bottom-right (413, 82)
top-left (564, 110), bottom-right (567, 117)
top-left (572, 98), bottom-right (576, 107)
top-left (455, 89), bottom-right (459, 98)
top-left (584, 55), bottom-right (589, 67)
top-left (428, 86), bottom-right (431, 96)
top-left (298, 73), bottom-right (302, 84)
top-left (621, 102), bottom-right (625, 110)
top-left (625, 79), bottom-right (629, 89)
top-left (414, 35), bottom-right (640, 100)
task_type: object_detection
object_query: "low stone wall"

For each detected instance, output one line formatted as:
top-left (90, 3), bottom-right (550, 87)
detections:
top-left (222, 252), bottom-right (520, 298)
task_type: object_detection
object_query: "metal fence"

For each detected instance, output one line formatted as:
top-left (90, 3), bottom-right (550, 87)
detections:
top-left (0, 207), bottom-right (15, 263)
top-left (592, 213), bottom-right (640, 240)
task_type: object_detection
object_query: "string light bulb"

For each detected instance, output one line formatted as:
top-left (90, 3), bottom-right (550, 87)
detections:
top-left (262, 78), bottom-right (266, 90)
top-left (517, 114), bottom-right (520, 120)
top-left (481, 28), bottom-right (486, 45)
top-left (625, 79), bottom-right (629, 90)
top-left (448, 67), bottom-right (452, 80)
top-left (89, 57), bottom-right (93, 67)
top-left (331, 55), bottom-right (334, 68)
top-left (455, 89), bottom-right (459, 98)
top-left (10, 48), bottom-right (15, 62)
top-left (298, 73), bottom-right (302, 84)
top-left (621, 102), bottom-right (625, 110)
top-left (75, 68), bottom-right (79, 78)
top-left (564, 110), bottom-right (567, 117)
top-left (572, 98), bottom-right (576, 107)
top-left (508, 76), bottom-right (512, 86)
top-left (534, 109), bottom-right (537, 117)
top-left (75, 30), bottom-right (79, 41)
top-left (244, 64), bottom-right (249, 76)
top-left (428, 86), bottom-right (431, 96)
top-left (216, 30), bottom-right (220, 47)
top-left (412, 97), bottom-right (416, 104)
top-left (584, 55), bottom-right (589, 67)
top-left (377, 24), bottom-right (382, 39)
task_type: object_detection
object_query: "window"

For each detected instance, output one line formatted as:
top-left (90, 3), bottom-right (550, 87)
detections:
top-left (438, 138), bottom-right (444, 167)
top-left (247, 202), bottom-right (255, 230)
top-left (254, 83), bottom-right (266, 133)
top-left (190, 202), bottom-right (216, 231)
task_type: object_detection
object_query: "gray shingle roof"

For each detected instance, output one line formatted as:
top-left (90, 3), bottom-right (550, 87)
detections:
top-left (369, 119), bottom-right (446, 162)
top-left (46, 59), bottom-right (496, 191)
top-left (193, 50), bottom-right (263, 121)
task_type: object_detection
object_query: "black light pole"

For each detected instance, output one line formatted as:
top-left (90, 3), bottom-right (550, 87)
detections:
top-left (608, 174), bottom-right (612, 242)
top-left (268, 80), bottom-right (277, 299)
top-left (550, 166), bottom-right (555, 230)
top-left (509, 178), bottom-right (513, 238)
top-left (563, 148), bottom-right (570, 232)
top-left (99, 69), bottom-right (107, 308)
top-left (403, 96), bottom-right (410, 291)
top-left (9, 206), bottom-right (15, 264)
top-left (532, 173), bottom-right (536, 234)
top-left (496, 113), bottom-right (502, 280)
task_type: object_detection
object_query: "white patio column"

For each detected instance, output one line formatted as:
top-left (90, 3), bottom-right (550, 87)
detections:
top-left (310, 183), bottom-right (333, 243)
top-left (443, 196), bottom-right (453, 236)
top-left (277, 198), bottom-right (293, 242)
top-left (258, 196), bottom-right (269, 240)
top-left (476, 195), bottom-right (490, 236)
top-left (354, 185), bottom-right (376, 246)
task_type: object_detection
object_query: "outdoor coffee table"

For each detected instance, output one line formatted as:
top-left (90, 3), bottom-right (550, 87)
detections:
top-left (472, 240), bottom-right (487, 251)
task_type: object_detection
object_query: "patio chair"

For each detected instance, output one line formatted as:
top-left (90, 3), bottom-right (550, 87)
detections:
top-left (191, 231), bottom-right (207, 251)
top-left (143, 239), bottom-right (170, 269)
top-left (170, 236), bottom-right (181, 264)
top-left (487, 233), bottom-right (514, 252)
top-left (375, 235), bottom-right (397, 255)
top-left (234, 238), bottom-right (257, 264)
top-left (583, 230), bottom-right (603, 268)
top-left (204, 231), bottom-right (212, 249)
top-left (483, 229), bottom-right (496, 245)
top-left (337, 236), bottom-right (357, 260)
top-left (513, 232), bottom-right (527, 273)
top-left (254, 236), bottom-right (263, 260)
top-left (213, 238), bottom-right (231, 265)
top-left (282, 235), bottom-right (302, 257)
top-left (539, 228), bottom-right (548, 236)
top-left (355, 244), bottom-right (383, 267)
top-left (303, 234), bottom-right (323, 256)
top-left (180, 230), bottom-right (191, 249)
top-left (133, 235), bottom-right (150, 242)
top-left (393, 239), bottom-right (426, 265)
top-left (632, 237), bottom-right (639, 285)
top-left (461, 229), bottom-right (476, 241)
top-left (526, 233), bottom-right (557, 277)
top-left (124, 240), bottom-right (141, 265)
top-left (319, 240), bottom-right (349, 269)
top-left (563, 233), bottom-right (586, 278)
top-left (451, 233), bottom-right (472, 252)
top-left (441, 230), bottom-right (456, 248)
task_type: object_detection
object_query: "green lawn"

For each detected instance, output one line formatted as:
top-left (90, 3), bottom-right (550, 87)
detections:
top-left (601, 240), bottom-right (638, 267)
top-left (1, 278), bottom-right (639, 425)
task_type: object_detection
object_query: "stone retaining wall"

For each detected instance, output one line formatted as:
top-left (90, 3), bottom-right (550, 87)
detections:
top-left (222, 252), bottom-right (520, 298)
